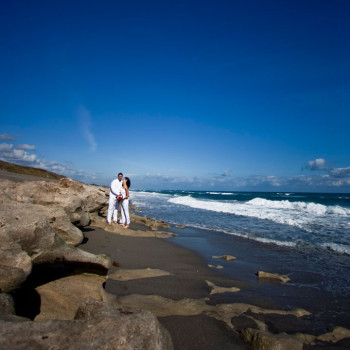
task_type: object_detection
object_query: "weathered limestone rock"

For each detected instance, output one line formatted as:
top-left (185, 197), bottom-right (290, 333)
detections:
top-left (0, 176), bottom-right (174, 349)
top-left (0, 265), bottom-right (27, 293)
top-left (205, 280), bottom-right (240, 295)
top-left (0, 299), bottom-right (173, 350)
top-left (0, 179), bottom-right (96, 245)
top-left (130, 214), bottom-right (171, 230)
top-left (316, 326), bottom-right (350, 343)
top-left (208, 264), bottom-right (224, 269)
top-left (35, 274), bottom-right (109, 321)
top-left (257, 271), bottom-right (291, 283)
top-left (31, 244), bottom-right (110, 269)
top-left (0, 178), bottom-right (108, 243)
top-left (0, 293), bottom-right (15, 315)
top-left (0, 178), bottom-right (108, 214)
top-left (0, 180), bottom-right (111, 293)
top-left (91, 211), bottom-right (176, 238)
top-left (241, 328), bottom-right (303, 350)
top-left (117, 294), bottom-right (311, 328)
top-left (70, 210), bottom-right (91, 227)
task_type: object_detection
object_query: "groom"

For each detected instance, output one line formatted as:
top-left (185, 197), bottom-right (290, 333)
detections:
top-left (107, 172), bottom-right (123, 225)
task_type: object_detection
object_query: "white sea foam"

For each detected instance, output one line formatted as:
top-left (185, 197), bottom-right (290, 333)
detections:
top-left (168, 196), bottom-right (350, 231)
top-left (222, 229), bottom-right (297, 247)
top-left (321, 243), bottom-right (350, 255)
top-left (130, 190), bottom-right (169, 198)
top-left (207, 192), bottom-right (235, 195)
top-left (172, 221), bottom-right (298, 248)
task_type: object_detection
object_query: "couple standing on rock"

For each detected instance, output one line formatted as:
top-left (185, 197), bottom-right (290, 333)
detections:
top-left (107, 172), bottom-right (131, 228)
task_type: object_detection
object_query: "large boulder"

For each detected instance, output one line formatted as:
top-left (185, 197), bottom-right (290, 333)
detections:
top-left (0, 178), bottom-right (108, 243)
top-left (0, 299), bottom-right (173, 350)
top-left (0, 178), bottom-right (108, 214)
top-left (34, 274), bottom-right (110, 321)
top-left (241, 328), bottom-right (303, 350)
top-left (0, 293), bottom-right (16, 315)
top-left (0, 179), bottom-right (111, 293)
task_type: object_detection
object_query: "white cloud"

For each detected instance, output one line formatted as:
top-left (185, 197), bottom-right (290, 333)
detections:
top-left (0, 133), bottom-right (14, 140)
top-left (0, 143), bottom-right (14, 152)
top-left (0, 141), bottom-right (93, 182)
top-left (77, 105), bottom-right (97, 152)
top-left (16, 144), bottom-right (36, 151)
top-left (329, 167), bottom-right (350, 178)
top-left (306, 158), bottom-right (331, 171)
top-left (0, 143), bottom-right (38, 164)
top-left (301, 158), bottom-right (350, 189)
top-left (126, 167), bottom-right (350, 191)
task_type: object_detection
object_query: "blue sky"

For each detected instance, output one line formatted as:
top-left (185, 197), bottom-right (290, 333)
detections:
top-left (1, 0), bottom-right (350, 191)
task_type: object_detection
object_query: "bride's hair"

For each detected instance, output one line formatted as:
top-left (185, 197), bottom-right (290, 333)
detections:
top-left (124, 177), bottom-right (131, 188)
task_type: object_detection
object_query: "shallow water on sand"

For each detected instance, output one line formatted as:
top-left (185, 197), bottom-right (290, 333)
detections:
top-left (167, 226), bottom-right (350, 330)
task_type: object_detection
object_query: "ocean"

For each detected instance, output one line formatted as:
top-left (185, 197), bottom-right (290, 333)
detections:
top-left (130, 189), bottom-right (350, 326)
top-left (130, 190), bottom-right (350, 256)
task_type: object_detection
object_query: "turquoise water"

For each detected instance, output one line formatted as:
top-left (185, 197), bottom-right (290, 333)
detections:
top-left (131, 190), bottom-right (350, 255)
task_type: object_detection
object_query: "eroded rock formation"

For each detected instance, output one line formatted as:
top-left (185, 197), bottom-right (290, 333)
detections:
top-left (0, 299), bottom-right (173, 350)
top-left (0, 176), bottom-right (172, 349)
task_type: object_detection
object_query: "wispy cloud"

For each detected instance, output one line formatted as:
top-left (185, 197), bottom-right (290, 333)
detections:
top-left (77, 105), bottom-right (97, 152)
top-left (0, 133), bottom-right (14, 140)
top-left (16, 144), bottom-right (36, 151)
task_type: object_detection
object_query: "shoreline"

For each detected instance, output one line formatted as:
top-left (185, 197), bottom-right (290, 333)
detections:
top-left (167, 225), bottom-right (350, 324)
top-left (80, 226), bottom-right (251, 349)
top-left (80, 212), bottom-right (350, 349)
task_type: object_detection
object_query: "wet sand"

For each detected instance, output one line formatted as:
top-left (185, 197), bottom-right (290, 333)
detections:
top-left (168, 225), bottom-right (350, 326)
top-left (81, 226), bottom-right (249, 349)
top-left (81, 221), bottom-right (350, 349)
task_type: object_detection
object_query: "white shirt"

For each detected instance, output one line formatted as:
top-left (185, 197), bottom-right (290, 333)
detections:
top-left (110, 179), bottom-right (123, 196)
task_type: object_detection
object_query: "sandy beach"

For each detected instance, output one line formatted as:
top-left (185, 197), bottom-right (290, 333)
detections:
top-left (80, 219), bottom-right (350, 349)
top-left (81, 226), bottom-right (250, 349)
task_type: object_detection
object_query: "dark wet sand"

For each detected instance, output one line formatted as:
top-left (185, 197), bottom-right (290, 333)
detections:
top-left (81, 226), bottom-right (249, 350)
top-left (168, 226), bottom-right (350, 333)
top-left (81, 224), bottom-right (350, 349)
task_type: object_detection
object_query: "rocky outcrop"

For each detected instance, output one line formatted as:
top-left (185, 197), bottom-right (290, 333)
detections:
top-left (241, 328), bottom-right (303, 350)
top-left (0, 175), bottom-right (173, 349)
top-left (0, 178), bottom-right (110, 289)
top-left (0, 178), bottom-right (108, 245)
top-left (34, 274), bottom-right (110, 321)
top-left (0, 293), bottom-right (15, 315)
top-left (0, 196), bottom-right (110, 292)
top-left (132, 214), bottom-right (171, 231)
top-left (0, 299), bottom-right (173, 350)
top-left (91, 211), bottom-right (176, 238)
